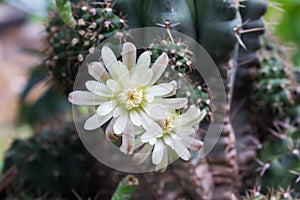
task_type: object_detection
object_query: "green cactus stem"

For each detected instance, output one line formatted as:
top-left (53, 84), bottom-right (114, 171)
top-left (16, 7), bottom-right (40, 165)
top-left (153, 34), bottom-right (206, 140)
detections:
top-left (143, 0), bottom-right (197, 39)
top-left (111, 175), bottom-right (139, 200)
top-left (55, 0), bottom-right (76, 29)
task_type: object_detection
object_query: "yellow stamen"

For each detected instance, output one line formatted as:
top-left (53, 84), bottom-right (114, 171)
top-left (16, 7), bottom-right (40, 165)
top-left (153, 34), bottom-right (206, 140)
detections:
top-left (122, 88), bottom-right (143, 109)
top-left (162, 115), bottom-right (176, 134)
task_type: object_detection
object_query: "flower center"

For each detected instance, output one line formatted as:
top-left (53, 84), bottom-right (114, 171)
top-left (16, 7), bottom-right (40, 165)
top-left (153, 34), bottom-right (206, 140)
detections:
top-left (122, 88), bottom-right (143, 110)
top-left (162, 116), bottom-right (175, 134)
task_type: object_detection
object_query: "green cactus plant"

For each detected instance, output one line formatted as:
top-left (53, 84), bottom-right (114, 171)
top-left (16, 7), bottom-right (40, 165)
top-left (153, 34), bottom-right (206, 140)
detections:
top-left (244, 187), bottom-right (296, 200)
top-left (2, 126), bottom-right (126, 199)
top-left (257, 125), bottom-right (300, 195)
top-left (255, 38), bottom-right (293, 116)
top-left (45, 0), bottom-right (126, 94)
top-left (142, 0), bottom-right (197, 40)
top-left (256, 60), bottom-right (293, 112)
top-left (197, 0), bottom-right (242, 64)
top-left (3, 127), bottom-right (92, 198)
top-left (252, 35), bottom-right (300, 198)
top-left (9, 0), bottom-right (300, 199)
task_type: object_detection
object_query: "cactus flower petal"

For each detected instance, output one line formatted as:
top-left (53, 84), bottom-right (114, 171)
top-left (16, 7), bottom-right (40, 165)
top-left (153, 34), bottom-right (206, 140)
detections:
top-left (150, 52), bottom-right (169, 84)
top-left (87, 62), bottom-right (110, 82)
top-left (153, 98), bottom-right (188, 110)
top-left (122, 42), bottom-right (136, 71)
top-left (68, 91), bottom-right (107, 105)
top-left (134, 106), bottom-right (206, 171)
top-left (85, 80), bottom-right (112, 97)
top-left (152, 140), bottom-right (164, 165)
top-left (136, 51), bottom-right (151, 70)
top-left (113, 111), bottom-right (128, 135)
top-left (120, 121), bottom-right (135, 155)
top-left (145, 81), bottom-right (177, 97)
top-left (84, 113), bottom-right (112, 130)
top-left (132, 143), bottom-right (152, 165)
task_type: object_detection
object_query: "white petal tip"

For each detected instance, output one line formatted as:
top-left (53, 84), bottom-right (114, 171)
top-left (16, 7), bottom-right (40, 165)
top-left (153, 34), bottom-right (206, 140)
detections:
top-left (123, 42), bottom-right (136, 50)
top-left (161, 52), bottom-right (168, 59)
top-left (68, 93), bottom-right (73, 103)
top-left (83, 123), bottom-right (98, 131)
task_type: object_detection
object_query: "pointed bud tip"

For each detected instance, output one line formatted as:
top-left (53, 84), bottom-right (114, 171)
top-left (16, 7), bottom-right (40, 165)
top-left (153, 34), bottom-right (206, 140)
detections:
top-left (123, 42), bottom-right (135, 48)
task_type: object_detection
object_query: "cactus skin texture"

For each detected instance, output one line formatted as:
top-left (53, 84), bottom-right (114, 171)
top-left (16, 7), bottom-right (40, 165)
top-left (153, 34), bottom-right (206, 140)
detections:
top-left (197, 0), bottom-right (242, 64)
top-left (45, 0), bottom-right (125, 94)
top-left (2, 126), bottom-right (126, 199)
top-left (253, 36), bottom-right (300, 198)
top-left (254, 36), bottom-right (297, 126)
top-left (290, 69), bottom-right (300, 121)
top-left (255, 57), bottom-right (293, 114)
top-left (258, 126), bottom-right (300, 197)
top-left (142, 0), bottom-right (197, 40)
top-left (3, 128), bottom-right (91, 198)
top-left (149, 37), bottom-right (193, 74)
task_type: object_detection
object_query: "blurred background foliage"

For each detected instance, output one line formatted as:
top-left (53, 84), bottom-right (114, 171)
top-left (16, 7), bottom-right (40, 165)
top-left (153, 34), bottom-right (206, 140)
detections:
top-left (265, 0), bottom-right (300, 65)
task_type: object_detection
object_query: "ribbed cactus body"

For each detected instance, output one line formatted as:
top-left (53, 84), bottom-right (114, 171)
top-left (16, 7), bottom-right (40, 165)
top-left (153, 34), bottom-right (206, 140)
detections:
top-left (198, 0), bottom-right (241, 64)
top-left (143, 0), bottom-right (197, 40)
top-left (234, 0), bottom-right (267, 98)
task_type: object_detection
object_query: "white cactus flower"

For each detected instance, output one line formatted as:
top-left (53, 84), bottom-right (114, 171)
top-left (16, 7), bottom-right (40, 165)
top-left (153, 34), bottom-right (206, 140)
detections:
top-left (133, 105), bottom-right (207, 171)
top-left (68, 42), bottom-right (187, 155)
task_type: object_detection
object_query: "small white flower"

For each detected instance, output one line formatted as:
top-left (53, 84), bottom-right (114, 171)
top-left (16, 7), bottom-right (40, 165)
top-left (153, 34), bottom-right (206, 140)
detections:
top-left (133, 105), bottom-right (206, 171)
top-left (68, 42), bottom-right (187, 155)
